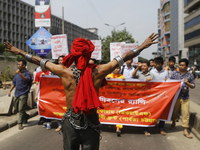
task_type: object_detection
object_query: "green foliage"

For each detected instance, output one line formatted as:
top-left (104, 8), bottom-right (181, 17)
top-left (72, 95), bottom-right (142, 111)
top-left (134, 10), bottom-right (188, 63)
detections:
top-left (0, 43), bottom-right (19, 62)
top-left (138, 56), bottom-right (148, 62)
top-left (101, 28), bottom-right (135, 62)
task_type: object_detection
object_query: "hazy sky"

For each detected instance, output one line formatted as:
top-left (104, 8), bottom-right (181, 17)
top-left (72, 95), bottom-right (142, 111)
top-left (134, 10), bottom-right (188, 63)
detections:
top-left (22, 0), bottom-right (160, 59)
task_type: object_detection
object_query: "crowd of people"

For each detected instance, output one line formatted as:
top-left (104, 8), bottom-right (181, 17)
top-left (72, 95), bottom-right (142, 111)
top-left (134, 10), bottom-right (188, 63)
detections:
top-left (4, 33), bottom-right (195, 150)
top-left (104, 56), bottom-right (195, 138)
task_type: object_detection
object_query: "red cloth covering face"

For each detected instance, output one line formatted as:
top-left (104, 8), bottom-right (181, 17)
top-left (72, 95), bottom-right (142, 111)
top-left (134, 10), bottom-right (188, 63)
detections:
top-left (62, 38), bottom-right (107, 114)
top-left (62, 37), bottom-right (95, 70)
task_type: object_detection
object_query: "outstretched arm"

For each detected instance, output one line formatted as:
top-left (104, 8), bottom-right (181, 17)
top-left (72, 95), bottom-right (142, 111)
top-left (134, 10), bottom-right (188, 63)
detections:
top-left (4, 42), bottom-right (63, 76)
top-left (97, 33), bottom-right (158, 78)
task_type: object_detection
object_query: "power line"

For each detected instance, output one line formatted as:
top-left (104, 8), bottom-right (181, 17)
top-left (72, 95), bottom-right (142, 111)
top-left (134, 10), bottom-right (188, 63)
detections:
top-left (86, 0), bottom-right (106, 24)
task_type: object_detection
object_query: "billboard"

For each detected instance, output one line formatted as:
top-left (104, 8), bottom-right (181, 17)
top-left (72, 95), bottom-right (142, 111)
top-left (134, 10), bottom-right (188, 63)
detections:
top-left (26, 27), bottom-right (52, 57)
top-left (35, 0), bottom-right (51, 27)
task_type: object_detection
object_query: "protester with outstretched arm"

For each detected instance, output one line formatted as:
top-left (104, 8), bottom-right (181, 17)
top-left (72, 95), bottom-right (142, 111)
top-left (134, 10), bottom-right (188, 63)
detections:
top-left (4, 33), bottom-right (158, 150)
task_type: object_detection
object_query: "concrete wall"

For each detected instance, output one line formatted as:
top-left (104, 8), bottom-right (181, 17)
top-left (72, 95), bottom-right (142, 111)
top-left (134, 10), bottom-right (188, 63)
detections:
top-left (0, 60), bottom-right (38, 75)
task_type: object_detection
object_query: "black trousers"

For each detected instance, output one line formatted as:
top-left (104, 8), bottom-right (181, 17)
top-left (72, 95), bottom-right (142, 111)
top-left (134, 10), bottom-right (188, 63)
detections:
top-left (62, 112), bottom-right (100, 150)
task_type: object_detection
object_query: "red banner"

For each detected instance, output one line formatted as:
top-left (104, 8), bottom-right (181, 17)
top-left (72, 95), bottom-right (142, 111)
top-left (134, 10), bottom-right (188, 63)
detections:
top-left (38, 76), bottom-right (182, 127)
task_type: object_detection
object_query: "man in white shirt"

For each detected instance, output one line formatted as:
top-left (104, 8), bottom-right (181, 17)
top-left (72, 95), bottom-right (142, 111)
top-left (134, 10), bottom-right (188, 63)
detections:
top-left (121, 59), bottom-right (135, 79)
top-left (150, 56), bottom-right (168, 135)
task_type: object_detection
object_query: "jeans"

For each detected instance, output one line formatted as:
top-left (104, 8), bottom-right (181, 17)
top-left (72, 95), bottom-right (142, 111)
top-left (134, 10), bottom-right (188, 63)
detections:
top-left (159, 121), bottom-right (165, 130)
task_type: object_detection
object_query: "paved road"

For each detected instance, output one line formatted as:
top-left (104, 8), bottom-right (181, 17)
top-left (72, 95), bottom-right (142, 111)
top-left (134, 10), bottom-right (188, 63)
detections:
top-left (0, 88), bottom-right (9, 97)
top-left (0, 116), bottom-right (199, 150)
top-left (190, 79), bottom-right (200, 105)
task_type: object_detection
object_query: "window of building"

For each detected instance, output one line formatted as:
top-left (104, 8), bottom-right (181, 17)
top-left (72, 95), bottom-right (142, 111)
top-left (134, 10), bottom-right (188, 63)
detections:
top-left (164, 2), bottom-right (170, 14)
top-left (185, 29), bottom-right (200, 41)
top-left (165, 15), bottom-right (170, 19)
top-left (185, 15), bottom-right (200, 29)
top-left (12, 33), bottom-right (15, 40)
top-left (165, 21), bottom-right (170, 32)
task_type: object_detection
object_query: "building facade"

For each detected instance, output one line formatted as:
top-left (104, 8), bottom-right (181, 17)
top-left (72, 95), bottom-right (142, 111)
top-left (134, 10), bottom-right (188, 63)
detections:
top-left (184, 0), bottom-right (200, 66)
top-left (157, 9), bottom-right (161, 56)
top-left (160, 0), bottom-right (171, 60)
top-left (0, 0), bottom-right (98, 58)
top-left (170, 0), bottom-right (188, 61)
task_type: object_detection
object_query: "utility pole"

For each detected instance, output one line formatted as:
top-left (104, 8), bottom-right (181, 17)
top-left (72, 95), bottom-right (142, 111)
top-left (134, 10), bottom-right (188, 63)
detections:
top-left (62, 7), bottom-right (64, 34)
top-left (105, 22), bottom-right (125, 42)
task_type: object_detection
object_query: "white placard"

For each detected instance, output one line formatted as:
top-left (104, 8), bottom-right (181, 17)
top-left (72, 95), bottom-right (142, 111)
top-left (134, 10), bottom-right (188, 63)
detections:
top-left (110, 42), bottom-right (125, 61)
top-left (121, 43), bottom-right (138, 65)
top-left (51, 34), bottom-right (69, 59)
top-left (91, 40), bottom-right (102, 60)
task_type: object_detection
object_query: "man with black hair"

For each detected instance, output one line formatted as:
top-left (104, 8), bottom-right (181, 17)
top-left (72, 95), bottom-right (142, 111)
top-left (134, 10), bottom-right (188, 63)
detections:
top-left (89, 58), bottom-right (97, 64)
top-left (132, 60), bottom-right (156, 136)
top-left (150, 56), bottom-right (168, 135)
top-left (170, 58), bottom-right (195, 139)
top-left (149, 59), bottom-right (155, 71)
top-left (120, 59), bottom-right (135, 79)
top-left (165, 56), bottom-right (178, 78)
top-left (132, 60), bottom-right (156, 81)
top-left (8, 59), bottom-right (32, 130)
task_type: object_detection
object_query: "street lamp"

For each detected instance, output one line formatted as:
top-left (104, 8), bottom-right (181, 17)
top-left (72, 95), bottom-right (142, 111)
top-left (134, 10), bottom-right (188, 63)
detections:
top-left (105, 22), bottom-right (125, 41)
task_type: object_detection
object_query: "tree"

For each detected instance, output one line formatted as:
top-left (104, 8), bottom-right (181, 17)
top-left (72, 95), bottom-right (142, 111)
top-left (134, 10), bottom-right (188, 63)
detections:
top-left (0, 43), bottom-right (23, 61)
top-left (101, 28), bottom-right (135, 62)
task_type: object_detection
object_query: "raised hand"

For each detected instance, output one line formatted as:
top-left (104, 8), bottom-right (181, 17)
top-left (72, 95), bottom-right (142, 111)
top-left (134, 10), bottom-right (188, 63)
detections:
top-left (141, 33), bottom-right (159, 49)
top-left (4, 41), bottom-right (20, 55)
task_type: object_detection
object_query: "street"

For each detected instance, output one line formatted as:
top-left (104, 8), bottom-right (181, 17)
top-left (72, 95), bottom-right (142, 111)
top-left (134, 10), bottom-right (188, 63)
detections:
top-left (189, 79), bottom-right (200, 105)
top-left (0, 115), bottom-right (199, 150)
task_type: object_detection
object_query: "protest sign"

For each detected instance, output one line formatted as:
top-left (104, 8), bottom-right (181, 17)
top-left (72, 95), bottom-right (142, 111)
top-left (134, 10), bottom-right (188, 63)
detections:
top-left (121, 43), bottom-right (138, 65)
top-left (91, 40), bottom-right (101, 60)
top-left (51, 34), bottom-right (69, 59)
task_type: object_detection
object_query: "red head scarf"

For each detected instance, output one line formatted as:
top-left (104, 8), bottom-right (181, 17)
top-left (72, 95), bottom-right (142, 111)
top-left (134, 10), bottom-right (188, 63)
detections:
top-left (62, 37), bottom-right (95, 70)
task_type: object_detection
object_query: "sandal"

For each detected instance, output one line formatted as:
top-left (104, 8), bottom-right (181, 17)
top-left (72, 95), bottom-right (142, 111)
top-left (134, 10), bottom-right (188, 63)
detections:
top-left (184, 134), bottom-right (193, 139)
top-left (55, 126), bottom-right (62, 132)
top-left (160, 130), bottom-right (166, 136)
top-left (144, 131), bottom-right (151, 136)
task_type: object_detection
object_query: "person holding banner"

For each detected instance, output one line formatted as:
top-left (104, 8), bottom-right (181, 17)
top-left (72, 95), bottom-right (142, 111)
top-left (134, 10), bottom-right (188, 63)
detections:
top-left (106, 67), bottom-right (125, 136)
top-left (4, 33), bottom-right (158, 150)
top-left (35, 67), bottom-right (52, 129)
top-left (150, 56), bottom-right (168, 135)
top-left (132, 60), bottom-right (156, 82)
top-left (132, 60), bottom-right (156, 136)
top-left (120, 59), bottom-right (135, 79)
top-left (170, 58), bottom-right (195, 139)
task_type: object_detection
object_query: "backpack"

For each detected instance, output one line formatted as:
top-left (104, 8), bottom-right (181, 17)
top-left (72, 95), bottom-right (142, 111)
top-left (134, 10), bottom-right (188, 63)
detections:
top-left (25, 70), bottom-right (33, 91)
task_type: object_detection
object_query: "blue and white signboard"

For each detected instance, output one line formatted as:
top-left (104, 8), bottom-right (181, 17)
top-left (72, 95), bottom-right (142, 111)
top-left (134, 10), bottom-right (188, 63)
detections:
top-left (26, 27), bottom-right (52, 57)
